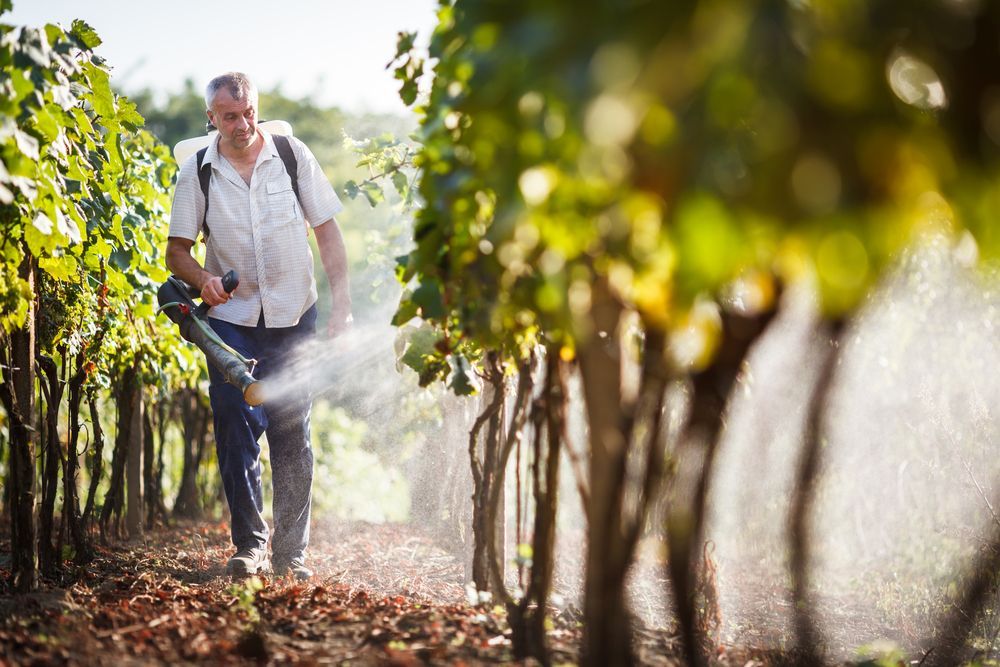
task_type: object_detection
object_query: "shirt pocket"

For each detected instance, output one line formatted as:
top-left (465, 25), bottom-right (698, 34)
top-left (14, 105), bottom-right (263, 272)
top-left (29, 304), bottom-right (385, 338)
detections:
top-left (265, 177), bottom-right (303, 224)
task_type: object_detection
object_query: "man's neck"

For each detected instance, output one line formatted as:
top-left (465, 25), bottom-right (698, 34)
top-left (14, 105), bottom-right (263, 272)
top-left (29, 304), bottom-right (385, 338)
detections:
top-left (219, 131), bottom-right (264, 164)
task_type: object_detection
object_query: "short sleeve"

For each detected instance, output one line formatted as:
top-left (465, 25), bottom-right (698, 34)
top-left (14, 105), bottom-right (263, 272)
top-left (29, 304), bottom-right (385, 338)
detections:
top-left (291, 137), bottom-right (344, 228)
top-left (168, 155), bottom-right (205, 241)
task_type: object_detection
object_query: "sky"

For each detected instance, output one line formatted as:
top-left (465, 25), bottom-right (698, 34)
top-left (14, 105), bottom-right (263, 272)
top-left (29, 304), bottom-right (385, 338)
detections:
top-left (6, 0), bottom-right (438, 115)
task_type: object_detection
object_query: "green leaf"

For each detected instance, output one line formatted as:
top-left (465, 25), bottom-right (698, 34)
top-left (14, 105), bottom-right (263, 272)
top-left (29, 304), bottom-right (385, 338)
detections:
top-left (393, 31), bottom-right (417, 61)
top-left (448, 354), bottom-right (479, 395)
top-left (673, 194), bottom-right (745, 299)
top-left (9, 70), bottom-right (35, 107)
top-left (105, 132), bottom-right (124, 176)
top-left (391, 295), bottom-right (420, 326)
top-left (360, 181), bottom-right (384, 207)
top-left (17, 29), bottom-right (52, 68)
top-left (66, 155), bottom-right (90, 181)
top-left (133, 300), bottom-right (154, 319)
top-left (398, 325), bottom-right (442, 373)
top-left (39, 254), bottom-right (79, 282)
top-left (85, 63), bottom-right (116, 120)
top-left (110, 214), bottom-right (126, 244)
top-left (70, 108), bottom-right (95, 137)
top-left (33, 105), bottom-right (61, 143)
top-left (394, 253), bottom-right (414, 284)
top-left (49, 204), bottom-right (81, 245)
top-left (116, 98), bottom-right (144, 130)
top-left (84, 237), bottom-right (113, 270)
top-left (391, 170), bottom-right (409, 198)
top-left (104, 265), bottom-right (128, 293)
top-left (25, 215), bottom-right (56, 256)
top-left (411, 280), bottom-right (445, 319)
top-left (32, 211), bottom-right (54, 235)
top-left (43, 24), bottom-right (64, 49)
top-left (398, 77), bottom-right (420, 107)
top-left (70, 19), bottom-right (102, 49)
top-left (344, 180), bottom-right (360, 199)
top-left (13, 129), bottom-right (40, 161)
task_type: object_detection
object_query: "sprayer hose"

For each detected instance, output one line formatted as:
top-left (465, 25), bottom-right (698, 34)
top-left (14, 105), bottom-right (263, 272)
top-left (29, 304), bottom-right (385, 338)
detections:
top-left (188, 315), bottom-right (256, 368)
top-left (157, 302), bottom-right (257, 368)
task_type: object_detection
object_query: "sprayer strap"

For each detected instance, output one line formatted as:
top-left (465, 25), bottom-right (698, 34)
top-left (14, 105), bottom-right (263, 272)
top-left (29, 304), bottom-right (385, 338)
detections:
top-left (195, 147), bottom-right (212, 238)
top-left (272, 134), bottom-right (300, 202)
top-left (194, 134), bottom-right (299, 241)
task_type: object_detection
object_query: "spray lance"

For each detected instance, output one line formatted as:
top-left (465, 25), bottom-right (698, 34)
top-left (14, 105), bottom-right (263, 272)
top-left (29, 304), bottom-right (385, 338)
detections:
top-left (156, 270), bottom-right (266, 406)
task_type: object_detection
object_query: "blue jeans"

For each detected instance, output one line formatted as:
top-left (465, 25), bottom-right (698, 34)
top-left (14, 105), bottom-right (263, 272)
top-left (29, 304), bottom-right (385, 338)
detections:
top-left (207, 305), bottom-right (317, 562)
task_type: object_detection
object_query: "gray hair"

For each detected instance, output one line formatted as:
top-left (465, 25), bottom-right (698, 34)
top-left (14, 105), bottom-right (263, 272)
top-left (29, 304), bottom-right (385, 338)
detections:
top-left (204, 72), bottom-right (258, 111)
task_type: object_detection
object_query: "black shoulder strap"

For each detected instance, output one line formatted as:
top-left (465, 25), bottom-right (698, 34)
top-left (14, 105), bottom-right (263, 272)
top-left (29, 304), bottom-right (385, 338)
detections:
top-left (195, 147), bottom-right (212, 239)
top-left (272, 134), bottom-right (300, 202)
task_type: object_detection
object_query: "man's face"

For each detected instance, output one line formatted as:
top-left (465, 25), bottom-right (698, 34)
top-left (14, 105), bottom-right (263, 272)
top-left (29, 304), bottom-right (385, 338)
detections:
top-left (207, 89), bottom-right (258, 151)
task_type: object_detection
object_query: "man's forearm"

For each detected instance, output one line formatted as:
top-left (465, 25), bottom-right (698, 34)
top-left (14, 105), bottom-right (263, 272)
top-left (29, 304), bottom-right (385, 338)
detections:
top-left (314, 218), bottom-right (352, 312)
top-left (166, 239), bottom-right (213, 291)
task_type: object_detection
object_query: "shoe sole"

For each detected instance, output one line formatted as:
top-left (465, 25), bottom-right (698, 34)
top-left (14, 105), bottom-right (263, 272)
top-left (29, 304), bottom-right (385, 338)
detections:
top-left (272, 564), bottom-right (313, 581)
top-left (227, 558), bottom-right (271, 577)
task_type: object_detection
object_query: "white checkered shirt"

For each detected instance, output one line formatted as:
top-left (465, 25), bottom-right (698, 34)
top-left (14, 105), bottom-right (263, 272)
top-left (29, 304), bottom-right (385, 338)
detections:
top-left (168, 130), bottom-right (344, 328)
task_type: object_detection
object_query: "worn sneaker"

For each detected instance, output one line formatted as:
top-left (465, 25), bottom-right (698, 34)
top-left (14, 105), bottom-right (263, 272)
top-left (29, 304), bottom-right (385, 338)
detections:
top-left (272, 557), bottom-right (313, 581)
top-left (227, 547), bottom-right (270, 576)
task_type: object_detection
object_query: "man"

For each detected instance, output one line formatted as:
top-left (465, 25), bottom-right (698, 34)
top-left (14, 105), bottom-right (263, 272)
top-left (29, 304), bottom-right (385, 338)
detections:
top-left (166, 72), bottom-right (352, 580)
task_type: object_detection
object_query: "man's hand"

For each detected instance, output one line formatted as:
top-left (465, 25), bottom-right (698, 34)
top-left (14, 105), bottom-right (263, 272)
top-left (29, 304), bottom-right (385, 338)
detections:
top-left (167, 238), bottom-right (230, 308)
top-left (327, 301), bottom-right (353, 338)
top-left (201, 275), bottom-right (233, 306)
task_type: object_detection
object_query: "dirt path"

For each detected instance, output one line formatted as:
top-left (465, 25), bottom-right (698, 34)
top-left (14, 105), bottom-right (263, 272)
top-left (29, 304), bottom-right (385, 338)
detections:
top-left (0, 522), bottom-right (585, 665)
top-left (4, 522), bottom-right (845, 665)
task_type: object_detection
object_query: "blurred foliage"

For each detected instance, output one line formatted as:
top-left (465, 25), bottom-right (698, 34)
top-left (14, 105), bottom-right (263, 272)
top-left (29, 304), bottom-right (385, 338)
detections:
top-left (307, 399), bottom-right (410, 522)
top-left (383, 0), bottom-right (1000, 390)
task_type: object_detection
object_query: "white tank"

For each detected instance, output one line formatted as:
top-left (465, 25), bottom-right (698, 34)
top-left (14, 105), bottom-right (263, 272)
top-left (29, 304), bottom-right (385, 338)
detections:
top-left (172, 119), bottom-right (293, 165)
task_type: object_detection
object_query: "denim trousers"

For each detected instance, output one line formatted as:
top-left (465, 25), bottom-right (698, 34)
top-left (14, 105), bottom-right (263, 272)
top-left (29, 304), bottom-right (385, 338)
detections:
top-left (207, 305), bottom-right (317, 561)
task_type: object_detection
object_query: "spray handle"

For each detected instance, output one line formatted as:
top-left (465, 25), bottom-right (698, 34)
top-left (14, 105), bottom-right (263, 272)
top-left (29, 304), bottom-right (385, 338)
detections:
top-left (220, 270), bottom-right (239, 294)
top-left (195, 270), bottom-right (239, 318)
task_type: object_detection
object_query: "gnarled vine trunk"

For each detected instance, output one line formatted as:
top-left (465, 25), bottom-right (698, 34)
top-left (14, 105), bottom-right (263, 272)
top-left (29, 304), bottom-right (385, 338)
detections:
top-left (469, 352), bottom-right (506, 592)
top-left (173, 388), bottom-right (207, 519)
top-left (38, 353), bottom-right (66, 575)
top-left (0, 255), bottom-right (38, 592)
top-left (82, 387), bottom-right (105, 527)
top-left (787, 320), bottom-right (846, 662)
top-left (512, 353), bottom-right (567, 664)
top-left (65, 351), bottom-right (92, 563)
top-left (101, 365), bottom-right (139, 543)
top-left (665, 303), bottom-right (780, 666)
top-left (578, 280), bottom-right (672, 667)
top-left (578, 284), bottom-right (631, 667)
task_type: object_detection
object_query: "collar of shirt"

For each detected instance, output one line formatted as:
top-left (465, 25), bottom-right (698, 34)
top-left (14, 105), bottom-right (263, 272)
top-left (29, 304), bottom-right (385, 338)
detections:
top-left (201, 129), bottom-right (282, 184)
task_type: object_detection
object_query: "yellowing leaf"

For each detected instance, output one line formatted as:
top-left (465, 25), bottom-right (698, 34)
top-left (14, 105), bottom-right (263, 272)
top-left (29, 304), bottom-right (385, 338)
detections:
top-left (39, 255), bottom-right (79, 282)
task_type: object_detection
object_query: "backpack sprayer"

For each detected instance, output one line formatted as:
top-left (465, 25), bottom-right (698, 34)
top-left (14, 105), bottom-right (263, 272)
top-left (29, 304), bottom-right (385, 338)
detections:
top-left (156, 270), bottom-right (265, 406)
